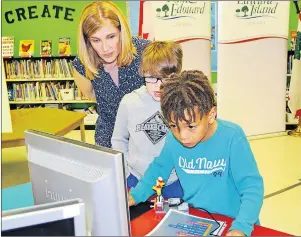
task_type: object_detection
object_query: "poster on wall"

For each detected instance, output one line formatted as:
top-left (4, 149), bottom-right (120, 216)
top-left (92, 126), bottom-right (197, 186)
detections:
top-left (137, 1), bottom-right (216, 72)
top-left (40, 40), bottom-right (52, 57)
top-left (2, 36), bottom-right (14, 58)
top-left (217, 1), bottom-right (290, 136)
top-left (137, 1), bottom-right (212, 78)
top-left (19, 40), bottom-right (34, 57)
top-left (150, 1), bottom-right (211, 41)
top-left (219, 1), bottom-right (290, 43)
top-left (58, 37), bottom-right (71, 56)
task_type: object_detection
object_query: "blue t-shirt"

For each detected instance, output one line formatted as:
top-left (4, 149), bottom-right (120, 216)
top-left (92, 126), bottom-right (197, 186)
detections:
top-left (72, 37), bottom-right (150, 147)
top-left (130, 119), bottom-right (264, 236)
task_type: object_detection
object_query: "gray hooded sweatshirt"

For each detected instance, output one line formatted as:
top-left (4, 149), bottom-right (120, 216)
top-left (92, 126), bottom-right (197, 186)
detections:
top-left (111, 86), bottom-right (178, 185)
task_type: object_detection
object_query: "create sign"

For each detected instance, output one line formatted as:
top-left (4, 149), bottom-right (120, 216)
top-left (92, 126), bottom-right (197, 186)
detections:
top-left (218, 1), bottom-right (290, 43)
top-left (4, 5), bottom-right (75, 24)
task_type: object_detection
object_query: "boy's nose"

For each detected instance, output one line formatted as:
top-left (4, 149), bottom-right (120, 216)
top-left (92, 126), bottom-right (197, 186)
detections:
top-left (155, 81), bottom-right (162, 88)
top-left (179, 130), bottom-right (189, 141)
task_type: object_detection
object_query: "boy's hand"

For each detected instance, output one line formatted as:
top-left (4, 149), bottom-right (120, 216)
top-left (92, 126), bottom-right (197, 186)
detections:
top-left (128, 193), bottom-right (136, 207)
top-left (226, 230), bottom-right (245, 236)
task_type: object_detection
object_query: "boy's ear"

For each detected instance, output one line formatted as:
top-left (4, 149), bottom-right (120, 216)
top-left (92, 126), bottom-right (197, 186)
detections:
top-left (208, 107), bottom-right (217, 124)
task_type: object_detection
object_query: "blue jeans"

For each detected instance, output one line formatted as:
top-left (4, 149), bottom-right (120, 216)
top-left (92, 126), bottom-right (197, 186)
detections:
top-left (127, 174), bottom-right (184, 199)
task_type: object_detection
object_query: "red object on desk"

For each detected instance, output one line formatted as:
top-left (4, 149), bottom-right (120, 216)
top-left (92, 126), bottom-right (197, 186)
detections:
top-left (130, 208), bottom-right (293, 236)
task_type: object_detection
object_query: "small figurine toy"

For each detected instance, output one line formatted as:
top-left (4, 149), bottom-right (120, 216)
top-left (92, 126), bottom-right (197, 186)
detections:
top-left (151, 177), bottom-right (169, 214)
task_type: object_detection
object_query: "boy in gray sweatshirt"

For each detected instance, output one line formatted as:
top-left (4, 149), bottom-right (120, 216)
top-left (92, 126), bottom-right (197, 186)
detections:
top-left (111, 41), bottom-right (184, 198)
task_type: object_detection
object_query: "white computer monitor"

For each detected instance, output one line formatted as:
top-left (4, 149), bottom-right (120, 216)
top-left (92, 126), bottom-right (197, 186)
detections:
top-left (2, 199), bottom-right (86, 236)
top-left (24, 129), bottom-right (130, 236)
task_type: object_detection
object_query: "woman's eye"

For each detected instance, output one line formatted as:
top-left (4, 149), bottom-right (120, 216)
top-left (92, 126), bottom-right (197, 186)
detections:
top-left (169, 124), bottom-right (176, 129)
top-left (91, 39), bottom-right (99, 43)
top-left (109, 35), bottom-right (115, 39)
top-left (188, 125), bottom-right (195, 129)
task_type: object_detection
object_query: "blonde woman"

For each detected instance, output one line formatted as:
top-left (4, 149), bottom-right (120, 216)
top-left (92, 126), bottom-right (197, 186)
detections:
top-left (72, 1), bottom-right (150, 147)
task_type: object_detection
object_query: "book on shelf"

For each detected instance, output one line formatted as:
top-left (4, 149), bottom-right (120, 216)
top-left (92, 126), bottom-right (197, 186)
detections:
top-left (58, 37), bottom-right (71, 56)
top-left (2, 36), bottom-right (14, 58)
top-left (19, 40), bottom-right (34, 57)
top-left (40, 40), bottom-right (52, 57)
top-left (7, 81), bottom-right (88, 102)
top-left (4, 58), bottom-right (74, 80)
top-left (13, 104), bottom-right (73, 110)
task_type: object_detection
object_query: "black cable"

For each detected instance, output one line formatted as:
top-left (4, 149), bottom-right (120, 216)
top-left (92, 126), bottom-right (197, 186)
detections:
top-left (189, 204), bottom-right (221, 236)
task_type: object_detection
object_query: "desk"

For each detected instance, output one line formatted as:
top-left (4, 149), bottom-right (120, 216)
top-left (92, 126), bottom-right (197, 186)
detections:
top-left (1, 108), bottom-right (86, 148)
top-left (131, 208), bottom-right (293, 236)
top-left (2, 183), bottom-right (293, 236)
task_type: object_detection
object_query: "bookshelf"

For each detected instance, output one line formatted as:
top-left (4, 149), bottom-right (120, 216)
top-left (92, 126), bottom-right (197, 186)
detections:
top-left (7, 78), bottom-right (74, 82)
top-left (3, 56), bottom-right (98, 126)
top-left (8, 100), bottom-right (93, 104)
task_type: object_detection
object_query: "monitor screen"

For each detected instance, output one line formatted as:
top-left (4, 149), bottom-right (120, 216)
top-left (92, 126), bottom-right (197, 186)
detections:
top-left (24, 129), bottom-right (130, 236)
top-left (2, 218), bottom-right (75, 236)
top-left (2, 199), bottom-right (86, 236)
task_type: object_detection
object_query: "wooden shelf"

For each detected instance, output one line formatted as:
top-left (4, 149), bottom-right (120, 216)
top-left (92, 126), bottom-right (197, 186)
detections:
top-left (9, 100), bottom-right (95, 104)
top-left (3, 56), bottom-right (93, 107)
top-left (6, 77), bottom-right (74, 82)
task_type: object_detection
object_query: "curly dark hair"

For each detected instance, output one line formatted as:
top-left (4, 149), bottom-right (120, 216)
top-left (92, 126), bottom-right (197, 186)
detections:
top-left (160, 70), bottom-right (216, 125)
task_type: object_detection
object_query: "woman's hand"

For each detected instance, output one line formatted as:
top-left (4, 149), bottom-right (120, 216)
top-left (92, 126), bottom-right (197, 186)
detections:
top-left (128, 193), bottom-right (136, 207)
top-left (226, 230), bottom-right (245, 236)
top-left (73, 69), bottom-right (96, 101)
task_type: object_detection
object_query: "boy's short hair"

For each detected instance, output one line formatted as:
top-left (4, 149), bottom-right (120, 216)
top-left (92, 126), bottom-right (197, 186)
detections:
top-left (139, 41), bottom-right (183, 78)
top-left (160, 70), bottom-right (216, 124)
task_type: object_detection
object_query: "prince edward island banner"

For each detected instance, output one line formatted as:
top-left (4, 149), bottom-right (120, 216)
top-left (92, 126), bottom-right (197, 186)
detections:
top-left (219, 1), bottom-right (289, 43)
top-left (217, 1), bottom-right (289, 136)
top-left (150, 1), bottom-right (211, 41)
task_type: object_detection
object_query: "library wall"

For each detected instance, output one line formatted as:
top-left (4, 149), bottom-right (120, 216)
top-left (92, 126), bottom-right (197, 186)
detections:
top-left (1, 62), bottom-right (13, 132)
top-left (2, 1), bottom-right (127, 118)
top-left (2, 1), bottom-right (127, 57)
top-left (2, 1), bottom-right (298, 81)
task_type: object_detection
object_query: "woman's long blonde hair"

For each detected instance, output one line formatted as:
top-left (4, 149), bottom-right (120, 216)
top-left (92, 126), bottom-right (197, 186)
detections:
top-left (78, 1), bottom-right (136, 80)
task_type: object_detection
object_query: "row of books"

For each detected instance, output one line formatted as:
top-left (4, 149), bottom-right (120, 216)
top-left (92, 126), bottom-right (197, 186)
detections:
top-left (7, 81), bottom-right (88, 102)
top-left (2, 36), bottom-right (71, 58)
top-left (13, 104), bottom-right (73, 110)
top-left (5, 58), bottom-right (74, 79)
